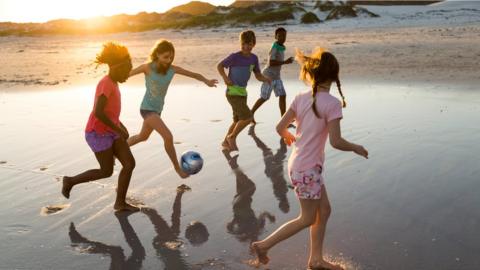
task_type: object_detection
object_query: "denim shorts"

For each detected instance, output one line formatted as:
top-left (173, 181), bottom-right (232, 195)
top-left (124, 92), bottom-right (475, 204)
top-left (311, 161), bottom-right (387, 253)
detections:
top-left (140, 109), bottom-right (160, 119)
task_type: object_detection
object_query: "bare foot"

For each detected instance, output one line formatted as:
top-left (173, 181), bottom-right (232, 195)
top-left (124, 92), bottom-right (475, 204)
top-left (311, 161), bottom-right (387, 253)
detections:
top-left (250, 242), bottom-right (269, 265)
top-left (226, 136), bottom-right (239, 151)
top-left (308, 260), bottom-right (344, 270)
top-left (62, 177), bottom-right (73, 199)
top-left (176, 168), bottom-right (190, 179)
top-left (114, 203), bottom-right (140, 212)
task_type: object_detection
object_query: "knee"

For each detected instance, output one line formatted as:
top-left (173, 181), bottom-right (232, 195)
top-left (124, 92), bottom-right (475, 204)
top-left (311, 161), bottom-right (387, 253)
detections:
top-left (100, 167), bottom-right (114, 178)
top-left (123, 158), bottom-right (136, 172)
top-left (320, 204), bottom-right (332, 219)
top-left (162, 132), bottom-right (173, 144)
top-left (298, 214), bottom-right (316, 228)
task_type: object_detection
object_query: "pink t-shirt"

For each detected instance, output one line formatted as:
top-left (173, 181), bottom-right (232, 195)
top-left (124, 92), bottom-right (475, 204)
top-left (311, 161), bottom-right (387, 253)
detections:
top-left (85, 75), bottom-right (121, 134)
top-left (288, 91), bottom-right (343, 173)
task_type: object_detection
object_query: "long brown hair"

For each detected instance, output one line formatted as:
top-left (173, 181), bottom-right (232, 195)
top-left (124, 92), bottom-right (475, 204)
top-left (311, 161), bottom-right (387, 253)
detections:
top-left (297, 48), bottom-right (346, 118)
top-left (149, 39), bottom-right (175, 74)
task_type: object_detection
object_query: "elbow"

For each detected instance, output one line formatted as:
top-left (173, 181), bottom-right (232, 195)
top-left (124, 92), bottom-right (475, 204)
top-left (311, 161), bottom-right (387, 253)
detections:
top-left (275, 125), bottom-right (283, 136)
top-left (330, 138), bottom-right (341, 149)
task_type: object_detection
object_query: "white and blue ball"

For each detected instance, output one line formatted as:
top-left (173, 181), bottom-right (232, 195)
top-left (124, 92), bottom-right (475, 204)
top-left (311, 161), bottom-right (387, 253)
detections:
top-left (180, 151), bottom-right (203, 175)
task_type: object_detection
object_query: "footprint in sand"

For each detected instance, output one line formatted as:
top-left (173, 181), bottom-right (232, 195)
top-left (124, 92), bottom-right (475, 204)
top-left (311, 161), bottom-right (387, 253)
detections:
top-left (0, 161), bottom-right (6, 164)
top-left (210, 119), bottom-right (222, 123)
top-left (174, 141), bottom-right (183, 145)
top-left (177, 184), bottom-right (192, 193)
top-left (5, 224), bottom-right (31, 235)
top-left (40, 204), bottom-right (70, 216)
top-left (39, 166), bottom-right (48, 171)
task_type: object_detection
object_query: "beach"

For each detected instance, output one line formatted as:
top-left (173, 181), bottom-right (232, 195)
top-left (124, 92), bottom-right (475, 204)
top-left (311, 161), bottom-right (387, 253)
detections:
top-left (1, 2), bottom-right (480, 270)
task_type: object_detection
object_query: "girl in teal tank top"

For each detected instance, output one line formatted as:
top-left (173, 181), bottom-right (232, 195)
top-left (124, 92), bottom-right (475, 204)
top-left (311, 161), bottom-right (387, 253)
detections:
top-left (127, 40), bottom-right (218, 179)
top-left (140, 62), bottom-right (175, 114)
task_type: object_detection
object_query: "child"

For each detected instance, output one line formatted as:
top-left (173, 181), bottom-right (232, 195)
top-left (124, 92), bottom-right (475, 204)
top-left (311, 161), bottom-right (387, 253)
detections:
top-left (62, 42), bottom-right (138, 212)
top-left (251, 49), bottom-right (368, 270)
top-left (217, 30), bottom-right (272, 151)
top-left (251, 27), bottom-right (294, 124)
top-left (127, 40), bottom-right (217, 178)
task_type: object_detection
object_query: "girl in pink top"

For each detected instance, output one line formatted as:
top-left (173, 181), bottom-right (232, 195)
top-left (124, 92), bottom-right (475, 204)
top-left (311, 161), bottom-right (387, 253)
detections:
top-left (251, 49), bottom-right (368, 270)
top-left (62, 42), bottom-right (139, 212)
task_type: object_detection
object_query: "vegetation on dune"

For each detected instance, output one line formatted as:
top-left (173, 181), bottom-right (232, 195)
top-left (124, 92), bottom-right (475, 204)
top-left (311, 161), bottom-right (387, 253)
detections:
top-left (0, 1), bottom-right (380, 36)
top-left (301, 12), bottom-right (322, 24)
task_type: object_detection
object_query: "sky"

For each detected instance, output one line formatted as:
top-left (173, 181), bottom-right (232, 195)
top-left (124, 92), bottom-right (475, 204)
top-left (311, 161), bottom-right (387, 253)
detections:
top-left (0, 0), bottom-right (235, 23)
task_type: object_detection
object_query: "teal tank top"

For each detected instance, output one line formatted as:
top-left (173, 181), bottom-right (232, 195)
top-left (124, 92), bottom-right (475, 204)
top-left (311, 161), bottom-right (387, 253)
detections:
top-left (140, 63), bottom-right (175, 113)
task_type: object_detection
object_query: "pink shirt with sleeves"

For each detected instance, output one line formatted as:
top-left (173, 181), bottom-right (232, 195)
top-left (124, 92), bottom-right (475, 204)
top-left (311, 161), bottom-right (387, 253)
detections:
top-left (85, 75), bottom-right (121, 134)
top-left (288, 91), bottom-right (343, 173)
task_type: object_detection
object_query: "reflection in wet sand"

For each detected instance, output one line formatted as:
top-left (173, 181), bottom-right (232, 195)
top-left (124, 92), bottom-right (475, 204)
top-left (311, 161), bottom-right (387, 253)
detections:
top-left (222, 150), bottom-right (275, 244)
top-left (249, 125), bottom-right (290, 213)
top-left (68, 186), bottom-right (209, 270)
top-left (69, 211), bottom-right (145, 270)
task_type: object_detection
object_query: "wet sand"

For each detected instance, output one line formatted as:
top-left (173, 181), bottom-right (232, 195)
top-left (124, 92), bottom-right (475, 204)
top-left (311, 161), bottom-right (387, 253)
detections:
top-left (1, 80), bottom-right (479, 269)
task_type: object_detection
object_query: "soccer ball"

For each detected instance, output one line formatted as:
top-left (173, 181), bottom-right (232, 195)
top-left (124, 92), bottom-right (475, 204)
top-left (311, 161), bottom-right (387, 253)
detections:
top-left (180, 151), bottom-right (203, 175)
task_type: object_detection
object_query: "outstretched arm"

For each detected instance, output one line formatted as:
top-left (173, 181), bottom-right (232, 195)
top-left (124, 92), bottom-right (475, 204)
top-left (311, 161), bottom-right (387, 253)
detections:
top-left (328, 119), bottom-right (368, 158)
top-left (129, 63), bottom-right (147, 77)
top-left (269, 57), bottom-right (294, 67)
top-left (172, 65), bottom-right (218, 87)
top-left (254, 71), bottom-right (272, 84)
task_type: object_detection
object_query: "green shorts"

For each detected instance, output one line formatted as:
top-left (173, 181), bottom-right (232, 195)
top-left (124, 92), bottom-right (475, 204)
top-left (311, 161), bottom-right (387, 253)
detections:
top-left (226, 94), bottom-right (252, 122)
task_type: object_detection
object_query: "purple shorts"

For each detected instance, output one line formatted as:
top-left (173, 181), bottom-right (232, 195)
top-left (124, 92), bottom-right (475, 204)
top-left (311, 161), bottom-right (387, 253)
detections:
top-left (85, 131), bottom-right (119, 153)
top-left (289, 165), bottom-right (324, 200)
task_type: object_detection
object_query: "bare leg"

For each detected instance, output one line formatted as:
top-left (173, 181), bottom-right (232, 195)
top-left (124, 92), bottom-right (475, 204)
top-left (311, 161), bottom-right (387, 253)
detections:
top-left (62, 148), bottom-right (114, 199)
top-left (226, 118), bottom-right (252, 151)
top-left (308, 186), bottom-right (343, 270)
top-left (279, 95), bottom-right (286, 116)
top-left (112, 138), bottom-right (138, 212)
top-left (251, 198), bottom-right (320, 264)
top-left (250, 98), bottom-right (267, 124)
top-left (222, 121), bottom-right (237, 150)
top-left (144, 115), bottom-right (188, 178)
top-left (127, 120), bottom-right (154, 147)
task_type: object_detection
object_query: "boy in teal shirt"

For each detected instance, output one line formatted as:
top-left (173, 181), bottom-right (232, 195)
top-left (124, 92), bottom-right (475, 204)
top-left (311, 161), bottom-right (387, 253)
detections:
top-left (251, 27), bottom-right (294, 124)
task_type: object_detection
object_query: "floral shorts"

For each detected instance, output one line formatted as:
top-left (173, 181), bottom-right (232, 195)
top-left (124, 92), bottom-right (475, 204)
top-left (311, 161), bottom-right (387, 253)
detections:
top-left (290, 165), bottom-right (324, 199)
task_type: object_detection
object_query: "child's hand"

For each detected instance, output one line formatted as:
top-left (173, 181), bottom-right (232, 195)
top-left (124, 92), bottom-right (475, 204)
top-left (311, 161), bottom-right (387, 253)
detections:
top-left (282, 132), bottom-right (296, 146)
top-left (285, 57), bottom-right (294, 64)
top-left (176, 167), bottom-right (190, 179)
top-left (354, 144), bottom-right (369, 159)
top-left (265, 76), bottom-right (272, 85)
top-left (118, 126), bottom-right (129, 140)
top-left (205, 78), bottom-right (218, 87)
